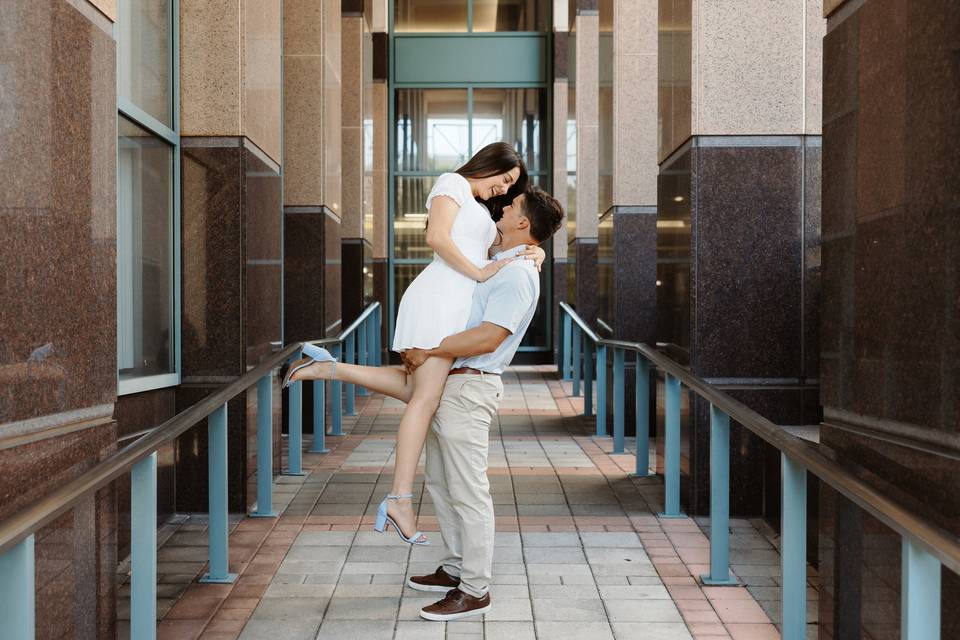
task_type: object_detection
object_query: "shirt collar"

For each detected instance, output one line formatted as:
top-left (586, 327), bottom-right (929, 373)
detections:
top-left (492, 244), bottom-right (527, 261)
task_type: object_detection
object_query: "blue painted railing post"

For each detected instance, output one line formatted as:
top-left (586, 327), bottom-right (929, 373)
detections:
top-left (330, 344), bottom-right (344, 436)
top-left (702, 405), bottom-right (736, 585)
top-left (612, 348), bottom-right (625, 454)
top-left (781, 453), bottom-right (807, 640)
top-left (902, 539), bottom-right (941, 640)
top-left (367, 314), bottom-right (376, 365)
top-left (660, 373), bottom-right (683, 517)
top-left (375, 306), bottom-right (383, 366)
top-left (357, 319), bottom-right (369, 396)
top-left (344, 333), bottom-right (356, 415)
top-left (633, 354), bottom-right (651, 477)
top-left (562, 313), bottom-right (572, 380)
top-left (252, 375), bottom-right (277, 517)
top-left (309, 380), bottom-right (330, 453)
top-left (287, 375), bottom-right (304, 475)
top-left (131, 452), bottom-right (157, 639)
top-left (201, 404), bottom-right (237, 583)
top-left (572, 324), bottom-right (582, 396)
top-left (583, 340), bottom-right (594, 417)
top-left (0, 535), bottom-right (35, 639)
top-left (596, 344), bottom-right (607, 435)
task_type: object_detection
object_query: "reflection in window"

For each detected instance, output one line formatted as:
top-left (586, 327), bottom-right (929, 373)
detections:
top-left (395, 0), bottom-right (468, 32)
top-left (394, 177), bottom-right (437, 260)
top-left (117, 117), bottom-right (174, 380)
top-left (118, 0), bottom-right (172, 126)
top-left (396, 90), bottom-right (469, 172)
top-left (473, 0), bottom-right (548, 32)
top-left (472, 89), bottom-right (546, 173)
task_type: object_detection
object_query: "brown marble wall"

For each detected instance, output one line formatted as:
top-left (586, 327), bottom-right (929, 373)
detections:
top-left (819, 1), bottom-right (960, 636)
top-left (0, 423), bottom-right (119, 640)
top-left (178, 138), bottom-right (283, 512)
top-left (0, 2), bottom-right (118, 637)
top-left (284, 206), bottom-right (341, 433)
top-left (342, 239), bottom-right (373, 324)
top-left (656, 138), bottom-right (822, 516)
top-left (1, 0), bottom-right (117, 426)
top-left (573, 239), bottom-right (599, 327)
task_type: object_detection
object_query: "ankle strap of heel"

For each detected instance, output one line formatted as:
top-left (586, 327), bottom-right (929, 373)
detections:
top-left (387, 494), bottom-right (413, 500)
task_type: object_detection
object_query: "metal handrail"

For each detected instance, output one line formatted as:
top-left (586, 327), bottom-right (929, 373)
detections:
top-left (333, 302), bottom-right (381, 342)
top-left (0, 302), bottom-right (384, 638)
top-left (599, 339), bottom-right (960, 575)
top-left (0, 301), bottom-right (384, 557)
top-left (0, 342), bottom-right (301, 557)
top-left (559, 302), bottom-right (952, 640)
top-left (559, 301), bottom-right (601, 342)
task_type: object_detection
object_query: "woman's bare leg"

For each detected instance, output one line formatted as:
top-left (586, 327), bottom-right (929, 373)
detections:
top-left (291, 359), bottom-right (414, 403)
top-left (387, 356), bottom-right (453, 541)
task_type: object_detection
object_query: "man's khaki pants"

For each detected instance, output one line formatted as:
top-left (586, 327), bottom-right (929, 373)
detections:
top-left (424, 373), bottom-right (503, 599)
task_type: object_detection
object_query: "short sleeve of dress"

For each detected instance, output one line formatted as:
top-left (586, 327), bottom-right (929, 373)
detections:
top-left (425, 173), bottom-right (468, 211)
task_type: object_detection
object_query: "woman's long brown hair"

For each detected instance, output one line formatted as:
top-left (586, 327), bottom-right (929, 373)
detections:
top-left (455, 142), bottom-right (529, 221)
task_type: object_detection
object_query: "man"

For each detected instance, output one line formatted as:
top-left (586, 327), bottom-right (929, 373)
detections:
top-left (401, 185), bottom-right (564, 621)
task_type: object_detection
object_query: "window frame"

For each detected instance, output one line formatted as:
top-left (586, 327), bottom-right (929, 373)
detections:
top-left (115, 0), bottom-right (181, 396)
top-left (393, 0), bottom-right (549, 34)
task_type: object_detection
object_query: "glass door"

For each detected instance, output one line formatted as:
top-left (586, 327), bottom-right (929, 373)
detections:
top-left (391, 86), bottom-right (550, 351)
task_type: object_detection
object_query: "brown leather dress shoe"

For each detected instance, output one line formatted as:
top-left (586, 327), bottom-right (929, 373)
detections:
top-left (419, 588), bottom-right (491, 621)
top-left (407, 566), bottom-right (460, 592)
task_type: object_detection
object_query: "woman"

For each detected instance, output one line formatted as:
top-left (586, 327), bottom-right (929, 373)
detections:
top-left (282, 142), bottom-right (544, 545)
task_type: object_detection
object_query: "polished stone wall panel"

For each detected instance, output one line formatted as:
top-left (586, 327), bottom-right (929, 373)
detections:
top-left (179, 138), bottom-right (282, 513)
top-left (613, 208), bottom-right (657, 343)
top-left (181, 145), bottom-right (245, 377)
top-left (657, 139), bottom-right (820, 516)
top-left (242, 0), bottom-right (282, 163)
top-left (820, 1), bottom-right (960, 635)
top-left (694, 145), bottom-right (803, 378)
top-left (342, 240), bottom-right (370, 324)
top-left (243, 147), bottom-right (283, 364)
top-left (326, 212), bottom-right (344, 334)
top-left (0, 4), bottom-right (118, 636)
top-left (0, 423), bottom-right (117, 638)
top-left (284, 207), bottom-right (329, 343)
top-left (0, 0), bottom-right (117, 425)
top-left (574, 240), bottom-right (599, 326)
top-left (180, 0), bottom-right (242, 136)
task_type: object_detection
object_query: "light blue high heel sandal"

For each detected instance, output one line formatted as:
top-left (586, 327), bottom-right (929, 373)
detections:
top-left (280, 344), bottom-right (337, 388)
top-left (375, 494), bottom-right (429, 545)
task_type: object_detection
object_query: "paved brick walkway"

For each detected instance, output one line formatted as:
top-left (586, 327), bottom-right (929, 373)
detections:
top-left (121, 366), bottom-right (817, 639)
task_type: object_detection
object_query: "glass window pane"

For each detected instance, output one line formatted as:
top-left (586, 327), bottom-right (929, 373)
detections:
top-left (472, 88), bottom-right (547, 174)
top-left (117, 116), bottom-right (174, 380)
top-left (395, 0), bottom-right (468, 32)
top-left (396, 89), bottom-right (469, 172)
top-left (118, 0), bottom-right (172, 126)
top-left (473, 0), bottom-right (548, 32)
top-left (394, 177), bottom-right (440, 259)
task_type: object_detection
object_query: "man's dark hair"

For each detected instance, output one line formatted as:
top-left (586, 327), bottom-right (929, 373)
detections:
top-left (520, 186), bottom-right (565, 243)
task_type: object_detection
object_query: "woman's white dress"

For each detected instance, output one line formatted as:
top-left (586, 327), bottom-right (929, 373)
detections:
top-left (392, 172), bottom-right (497, 352)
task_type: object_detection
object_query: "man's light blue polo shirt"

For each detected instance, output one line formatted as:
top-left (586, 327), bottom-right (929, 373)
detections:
top-left (453, 246), bottom-right (540, 375)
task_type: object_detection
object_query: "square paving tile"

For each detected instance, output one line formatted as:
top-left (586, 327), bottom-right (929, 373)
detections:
top-left (323, 597), bottom-right (400, 620)
top-left (534, 621), bottom-right (615, 640)
top-left (314, 620), bottom-right (395, 640)
top-left (531, 598), bottom-right (608, 621)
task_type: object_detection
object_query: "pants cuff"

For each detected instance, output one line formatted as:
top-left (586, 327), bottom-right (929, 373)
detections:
top-left (458, 582), bottom-right (487, 599)
top-left (442, 563), bottom-right (462, 578)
